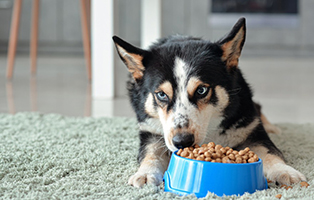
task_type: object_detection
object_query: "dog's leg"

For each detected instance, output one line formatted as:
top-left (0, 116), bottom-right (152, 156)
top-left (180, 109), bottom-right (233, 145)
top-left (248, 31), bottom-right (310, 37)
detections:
top-left (128, 131), bottom-right (171, 188)
top-left (254, 102), bottom-right (281, 134)
top-left (251, 145), bottom-right (306, 185)
top-left (260, 113), bottom-right (282, 135)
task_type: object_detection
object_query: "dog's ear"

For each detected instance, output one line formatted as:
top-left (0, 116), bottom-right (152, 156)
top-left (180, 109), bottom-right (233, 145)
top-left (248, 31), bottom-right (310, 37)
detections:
top-left (217, 18), bottom-right (246, 70)
top-left (112, 36), bottom-right (147, 81)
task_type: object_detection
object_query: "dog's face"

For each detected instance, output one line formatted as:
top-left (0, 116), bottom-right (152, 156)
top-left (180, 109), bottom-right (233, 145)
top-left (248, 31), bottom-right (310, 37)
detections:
top-left (113, 18), bottom-right (246, 152)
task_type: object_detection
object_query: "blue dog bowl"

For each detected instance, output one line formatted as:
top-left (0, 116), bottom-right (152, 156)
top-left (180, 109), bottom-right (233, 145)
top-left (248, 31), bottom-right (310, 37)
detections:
top-left (163, 151), bottom-right (268, 197)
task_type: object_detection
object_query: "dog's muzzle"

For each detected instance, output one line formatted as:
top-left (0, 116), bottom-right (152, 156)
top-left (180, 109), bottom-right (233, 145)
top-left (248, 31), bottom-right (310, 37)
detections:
top-left (172, 133), bottom-right (194, 149)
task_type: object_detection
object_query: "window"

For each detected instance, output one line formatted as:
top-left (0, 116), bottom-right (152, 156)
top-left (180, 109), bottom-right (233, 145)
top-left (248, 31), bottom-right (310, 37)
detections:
top-left (210, 0), bottom-right (299, 28)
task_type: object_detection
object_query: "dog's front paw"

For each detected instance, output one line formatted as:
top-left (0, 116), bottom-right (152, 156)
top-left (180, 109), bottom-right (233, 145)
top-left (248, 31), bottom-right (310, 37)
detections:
top-left (128, 171), bottom-right (163, 188)
top-left (266, 163), bottom-right (306, 185)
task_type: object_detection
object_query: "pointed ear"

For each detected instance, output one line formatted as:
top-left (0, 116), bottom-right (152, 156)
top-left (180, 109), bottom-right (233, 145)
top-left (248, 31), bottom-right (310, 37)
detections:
top-left (112, 36), bottom-right (147, 81)
top-left (217, 18), bottom-right (246, 70)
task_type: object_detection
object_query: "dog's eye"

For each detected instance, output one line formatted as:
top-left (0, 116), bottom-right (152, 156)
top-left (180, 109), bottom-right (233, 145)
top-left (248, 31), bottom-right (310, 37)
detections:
top-left (156, 91), bottom-right (169, 102)
top-left (195, 86), bottom-right (209, 98)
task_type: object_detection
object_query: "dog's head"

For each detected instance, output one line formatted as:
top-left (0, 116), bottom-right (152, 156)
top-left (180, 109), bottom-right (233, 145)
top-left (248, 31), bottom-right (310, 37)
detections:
top-left (113, 18), bottom-right (246, 152)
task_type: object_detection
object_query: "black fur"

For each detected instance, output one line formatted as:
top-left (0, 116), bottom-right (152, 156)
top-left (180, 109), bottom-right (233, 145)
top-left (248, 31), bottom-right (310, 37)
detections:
top-left (137, 131), bottom-right (164, 163)
top-left (113, 18), bottom-right (307, 187)
top-left (114, 18), bottom-right (283, 164)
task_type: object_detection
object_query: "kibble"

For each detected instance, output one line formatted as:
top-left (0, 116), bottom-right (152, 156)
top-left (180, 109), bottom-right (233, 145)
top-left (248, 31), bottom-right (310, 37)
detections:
top-left (275, 194), bottom-right (282, 199)
top-left (277, 181), bottom-right (310, 192)
top-left (205, 157), bottom-right (212, 162)
top-left (235, 157), bottom-right (242, 163)
top-left (228, 153), bottom-right (236, 160)
top-left (239, 150), bottom-right (246, 156)
top-left (280, 184), bottom-right (293, 190)
top-left (176, 142), bottom-right (259, 163)
top-left (300, 181), bottom-right (310, 188)
top-left (181, 150), bottom-right (189, 157)
top-left (285, 186), bottom-right (293, 190)
top-left (280, 184), bottom-right (287, 189)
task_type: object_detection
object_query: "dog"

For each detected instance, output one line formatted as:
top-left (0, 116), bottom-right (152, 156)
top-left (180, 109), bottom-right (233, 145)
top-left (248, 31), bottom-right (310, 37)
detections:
top-left (112, 18), bottom-right (306, 188)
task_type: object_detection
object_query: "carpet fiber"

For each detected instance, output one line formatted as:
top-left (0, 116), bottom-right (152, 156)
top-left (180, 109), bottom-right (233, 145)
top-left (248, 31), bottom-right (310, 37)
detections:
top-left (0, 113), bottom-right (313, 199)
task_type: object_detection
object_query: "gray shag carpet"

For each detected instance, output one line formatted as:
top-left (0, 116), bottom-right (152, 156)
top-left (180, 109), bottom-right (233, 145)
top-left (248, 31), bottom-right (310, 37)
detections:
top-left (0, 113), bottom-right (313, 199)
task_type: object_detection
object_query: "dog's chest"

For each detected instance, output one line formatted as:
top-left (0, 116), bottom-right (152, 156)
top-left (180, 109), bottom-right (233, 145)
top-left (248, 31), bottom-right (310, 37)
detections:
top-left (138, 118), bottom-right (164, 135)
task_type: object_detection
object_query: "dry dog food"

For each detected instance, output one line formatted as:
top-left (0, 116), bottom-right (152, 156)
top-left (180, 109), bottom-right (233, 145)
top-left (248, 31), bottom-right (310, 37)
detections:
top-left (275, 181), bottom-right (310, 200)
top-left (280, 181), bottom-right (310, 190)
top-left (275, 194), bottom-right (282, 199)
top-left (300, 181), bottom-right (310, 188)
top-left (176, 142), bottom-right (259, 163)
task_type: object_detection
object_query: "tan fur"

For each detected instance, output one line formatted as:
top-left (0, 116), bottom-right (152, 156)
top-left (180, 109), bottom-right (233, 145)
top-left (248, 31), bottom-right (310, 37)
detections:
top-left (186, 77), bottom-right (213, 110)
top-left (186, 77), bottom-right (209, 98)
top-left (260, 113), bottom-right (282, 134)
top-left (116, 18), bottom-right (306, 189)
top-left (221, 26), bottom-right (245, 69)
top-left (128, 140), bottom-right (170, 188)
top-left (197, 89), bottom-right (213, 110)
top-left (145, 93), bottom-right (158, 118)
top-left (215, 86), bottom-right (230, 111)
top-left (140, 142), bottom-right (169, 170)
top-left (116, 45), bottom-right (145, 80)
top-left (251, 146), bottom-right (306, 185)
top-left (156, 81), bottom-right (173, 101)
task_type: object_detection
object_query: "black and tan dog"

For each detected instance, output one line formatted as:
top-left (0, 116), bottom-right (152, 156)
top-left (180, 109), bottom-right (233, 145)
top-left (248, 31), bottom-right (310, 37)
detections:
top-left (112, 18), bottom-right (306, 188)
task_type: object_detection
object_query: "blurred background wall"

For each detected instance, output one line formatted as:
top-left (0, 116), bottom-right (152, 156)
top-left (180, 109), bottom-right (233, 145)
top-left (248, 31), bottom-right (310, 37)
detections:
top-left (0, 0), bottom-right (313, 97)
top-left (1, 0), bottom-right (313, 56)
top-left (0, 0), bottom-right (83, 55)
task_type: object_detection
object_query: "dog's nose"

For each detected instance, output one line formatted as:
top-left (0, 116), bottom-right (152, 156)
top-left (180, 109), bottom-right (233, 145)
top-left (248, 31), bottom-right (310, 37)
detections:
top-left (172, 133), bottom-right (194, 149)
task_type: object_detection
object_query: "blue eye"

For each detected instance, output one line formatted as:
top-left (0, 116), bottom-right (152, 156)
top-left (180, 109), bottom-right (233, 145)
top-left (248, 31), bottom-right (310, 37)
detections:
top-left (195, 86), bottom-right (208, 98)
top-left (156, 91), bottom-right (169, 102)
